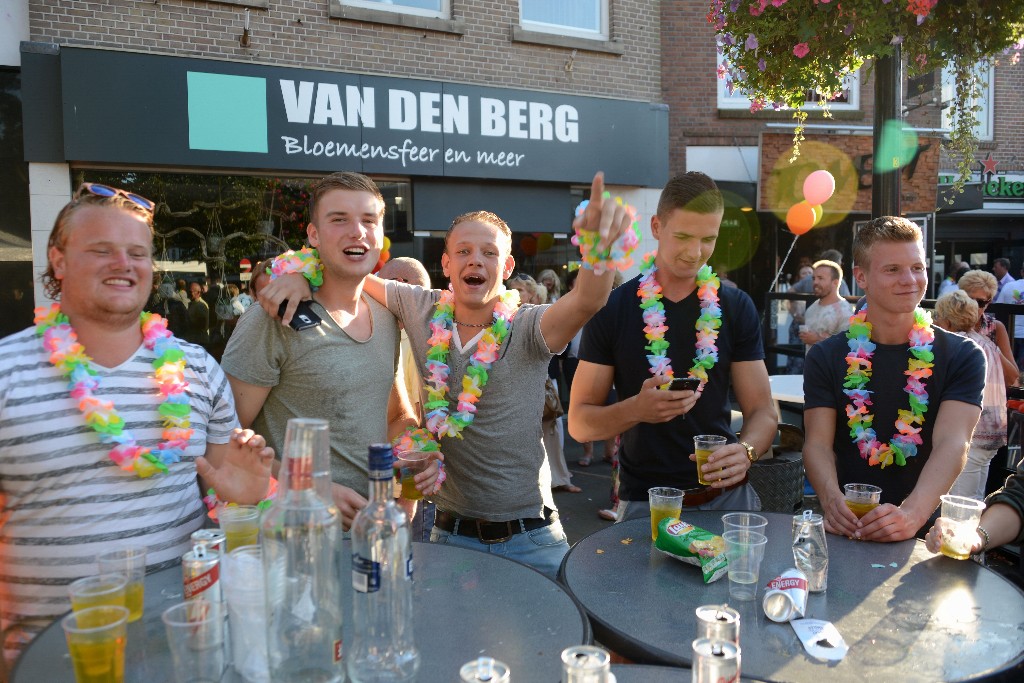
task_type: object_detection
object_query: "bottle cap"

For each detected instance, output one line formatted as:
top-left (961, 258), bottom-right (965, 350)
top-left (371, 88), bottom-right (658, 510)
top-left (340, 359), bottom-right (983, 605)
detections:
top-left (368, 443), bottom-right (394, 471)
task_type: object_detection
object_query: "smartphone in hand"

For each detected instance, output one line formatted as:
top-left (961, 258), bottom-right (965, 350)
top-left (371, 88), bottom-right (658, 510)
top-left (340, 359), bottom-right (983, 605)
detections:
top-left (668, 377), bottom-right (700, 392)
top-left (279, 300), bottom-right (323, 331)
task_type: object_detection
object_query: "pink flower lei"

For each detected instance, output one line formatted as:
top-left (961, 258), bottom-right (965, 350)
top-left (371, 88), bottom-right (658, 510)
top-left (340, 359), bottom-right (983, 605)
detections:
top-left (843, 306), bottom-right (935, 469)
top-left (415, 286), bottom-right (520, 445)
top-left (34, 304), bottom-right (194, 478)
top-left (636, 252), bottom-right (722, 388)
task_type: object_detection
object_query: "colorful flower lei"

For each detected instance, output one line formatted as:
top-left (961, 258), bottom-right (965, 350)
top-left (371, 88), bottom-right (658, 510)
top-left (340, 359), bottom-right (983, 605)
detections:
top-left (417, 286), bottom-right (520, 445)
top-left (34, 304), bottom-right (194, 478)
top-left (269, 246), bottom-right (324, 288)
top-left (636, 252), bottom-right (722, 388)
top-left (1012, 289), bottom-right (1023, 304)
top-left (572, 195), bottom-right (641, 275)
top-left (842, 306), bottom-right (935, 469)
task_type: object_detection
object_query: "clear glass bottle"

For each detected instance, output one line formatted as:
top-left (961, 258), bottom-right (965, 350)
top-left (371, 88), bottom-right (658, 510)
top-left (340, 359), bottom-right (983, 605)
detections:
top-left (261, 418), bottom-right (345, 683)
top-left (348, 443), bottom-right (419, 683)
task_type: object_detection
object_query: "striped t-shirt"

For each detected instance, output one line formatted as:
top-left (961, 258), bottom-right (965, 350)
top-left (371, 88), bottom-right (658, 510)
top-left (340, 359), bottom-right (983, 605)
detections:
top-left (0, 326), bottom-right (239, 667)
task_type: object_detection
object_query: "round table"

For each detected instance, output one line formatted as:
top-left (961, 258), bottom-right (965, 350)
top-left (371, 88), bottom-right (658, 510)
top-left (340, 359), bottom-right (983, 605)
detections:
top-left (13, 541), bottom-right (590, 682)
top-left (560, 512), bottom-right (1024, 682)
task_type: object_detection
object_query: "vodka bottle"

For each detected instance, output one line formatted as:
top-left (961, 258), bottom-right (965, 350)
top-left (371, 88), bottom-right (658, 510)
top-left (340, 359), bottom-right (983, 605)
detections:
top-left (262, 418), bottom-right (345, 683)
top-left (348, 443), bottom-right (419, 682)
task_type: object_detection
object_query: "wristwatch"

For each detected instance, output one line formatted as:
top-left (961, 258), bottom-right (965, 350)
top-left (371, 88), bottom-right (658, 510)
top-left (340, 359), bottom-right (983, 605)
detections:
top-left (740, 441), bottom-right (758, 463)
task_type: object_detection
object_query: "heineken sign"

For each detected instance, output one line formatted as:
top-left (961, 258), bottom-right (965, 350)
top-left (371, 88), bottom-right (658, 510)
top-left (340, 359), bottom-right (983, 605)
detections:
top-left (939, 175), bottom-right (1024, 201)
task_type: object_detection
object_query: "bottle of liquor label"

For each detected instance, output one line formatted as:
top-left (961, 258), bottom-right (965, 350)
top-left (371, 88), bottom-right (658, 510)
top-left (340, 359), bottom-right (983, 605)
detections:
top-left (352, 555), bottom-right (381, 593)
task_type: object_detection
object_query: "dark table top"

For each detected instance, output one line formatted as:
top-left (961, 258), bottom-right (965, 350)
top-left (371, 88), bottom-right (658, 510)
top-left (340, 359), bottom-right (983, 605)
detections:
top-left (13, 541), bottom-right (590, 682)
top-left (560, 511), bottom-right (1024, 683)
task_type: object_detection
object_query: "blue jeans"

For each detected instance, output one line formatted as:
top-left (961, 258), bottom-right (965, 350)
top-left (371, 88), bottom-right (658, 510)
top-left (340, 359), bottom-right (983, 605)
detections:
top-left (429, 519), bottom-right (570, 580)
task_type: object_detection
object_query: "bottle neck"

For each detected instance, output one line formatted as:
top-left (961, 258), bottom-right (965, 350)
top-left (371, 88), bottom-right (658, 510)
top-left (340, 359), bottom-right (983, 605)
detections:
top-left (367, 467), bottom-right (393, 503)
top-left (283, 454), bottom-right (313, 492)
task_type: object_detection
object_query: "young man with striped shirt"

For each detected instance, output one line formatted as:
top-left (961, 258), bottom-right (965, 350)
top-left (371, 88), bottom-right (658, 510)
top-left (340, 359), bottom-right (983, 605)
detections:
top-left (0, 185), bottom-right (273, 672)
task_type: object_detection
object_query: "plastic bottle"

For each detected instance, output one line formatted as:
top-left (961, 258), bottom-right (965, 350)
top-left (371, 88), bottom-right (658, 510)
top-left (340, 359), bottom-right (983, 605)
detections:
top-left (348, 443), bottom-right (419, 682)
top-left (261, 418), bottom-right (345, 682)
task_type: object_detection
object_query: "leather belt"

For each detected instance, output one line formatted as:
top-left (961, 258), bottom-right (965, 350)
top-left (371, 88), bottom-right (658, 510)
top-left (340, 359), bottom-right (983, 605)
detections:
top-left (680, 474), bottom-right (749, 507)
top-left (434, 507), bottom-right (556, 544)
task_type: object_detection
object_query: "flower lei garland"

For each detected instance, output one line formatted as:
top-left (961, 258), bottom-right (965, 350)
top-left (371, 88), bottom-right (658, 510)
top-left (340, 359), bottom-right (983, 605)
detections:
top-left (842, 306), bottom-right (935, 469)
top-left (572, 194), bottom-right (641, 274)
top-left (269, 246), bottom-right (323, 288)
top-left (636, 252), bottom-right (722, 387)
top-left (34, 304), bottom-right (193, 478)
top-left (414, 286), bottom-right (520, 445)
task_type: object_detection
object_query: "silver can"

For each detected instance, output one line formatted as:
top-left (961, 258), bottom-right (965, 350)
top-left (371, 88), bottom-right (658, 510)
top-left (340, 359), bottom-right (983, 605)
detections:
top-left (691, 638), bottom-right (740, 683)
top-left (792, 509), bottom-right (828, 592)
top-left (191, 529), bottom-right (226, 558)
top-left (459, 657), bottom-right (511, 682)
top-left (182, 549), bottom-right (222, 604)
top-left (695, 604), bottom-right (740, 645)
top-left (560, 645), bottom-right (612, 682)
top-left (763, 568), bottom-right (809, 623)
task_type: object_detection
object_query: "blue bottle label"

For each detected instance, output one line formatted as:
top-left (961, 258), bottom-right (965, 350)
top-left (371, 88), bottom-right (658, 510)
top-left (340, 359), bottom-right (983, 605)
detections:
top-left (405, 553), bottom-right (414, 580)
top-left (352, 554), bottom-right (381, 593)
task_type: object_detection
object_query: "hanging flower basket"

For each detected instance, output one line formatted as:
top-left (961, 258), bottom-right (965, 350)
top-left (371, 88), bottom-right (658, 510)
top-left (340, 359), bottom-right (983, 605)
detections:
top-left (709, 0), bottom-right (1024, 193)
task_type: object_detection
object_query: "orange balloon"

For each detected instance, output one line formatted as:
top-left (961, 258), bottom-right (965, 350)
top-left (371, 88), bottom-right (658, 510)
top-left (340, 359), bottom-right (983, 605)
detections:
top-left (380, 249), bottom-right (391, 262)
top-left (786, 202), bottom-right (815, 235)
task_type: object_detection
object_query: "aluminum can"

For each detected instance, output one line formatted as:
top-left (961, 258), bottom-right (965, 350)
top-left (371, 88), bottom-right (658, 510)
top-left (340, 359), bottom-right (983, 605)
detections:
top-left (182, 548), bottom-right (222, 603)
top-left (691, 638), bottom-right (740, 683)
top-left (762, 568), bottom-right (809, 623)
top-left (695, 604), bottom-right (740, 645)
top-left (792, 510), bottom-right (828, 592)
top-left (459, 656), bottom-right (511, 682)
top-left (560, 645), bottom-right (612, 682)
top-left (190, 529), bottom-right (226, 557)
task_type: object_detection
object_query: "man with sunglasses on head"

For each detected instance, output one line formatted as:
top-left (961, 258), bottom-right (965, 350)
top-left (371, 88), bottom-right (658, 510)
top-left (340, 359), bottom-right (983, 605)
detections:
top-left (0, 183), bottom-right (275, 671)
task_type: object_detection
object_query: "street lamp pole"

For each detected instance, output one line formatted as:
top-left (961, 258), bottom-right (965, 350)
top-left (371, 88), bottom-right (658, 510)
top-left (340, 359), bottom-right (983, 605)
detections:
top-left (872, 49), bottom-right (903, 218)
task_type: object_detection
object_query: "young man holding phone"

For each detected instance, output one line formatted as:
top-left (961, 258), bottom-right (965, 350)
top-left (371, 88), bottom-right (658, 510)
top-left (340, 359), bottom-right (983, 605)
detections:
top-left (568, 172), bottom-right (777, 521)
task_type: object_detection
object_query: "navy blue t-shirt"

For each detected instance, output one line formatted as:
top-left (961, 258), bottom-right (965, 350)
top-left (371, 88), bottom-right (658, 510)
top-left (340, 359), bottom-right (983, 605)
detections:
top-left (804, 327), bottom-right (984, 505)
top-left (578, 274), bottom-right (764, 500)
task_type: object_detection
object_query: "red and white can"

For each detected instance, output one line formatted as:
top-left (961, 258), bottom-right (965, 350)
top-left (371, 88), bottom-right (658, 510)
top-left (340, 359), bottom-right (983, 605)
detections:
top-left (182, 549), bottom-right (222, 603)
top-left (190, 529), bottom-right (226, 558)
top-left (762, 567), bottom-right (808, 623)
top-left (695, 604), bottom-right (740, 645)
top-left (691, 638), bottom-right (740, 683)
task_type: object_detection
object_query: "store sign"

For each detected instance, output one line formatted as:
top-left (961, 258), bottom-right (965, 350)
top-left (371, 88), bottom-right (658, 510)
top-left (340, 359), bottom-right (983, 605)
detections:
top-left (50, 48), bottom-right (667, 186)
top-left (938, 175), bottom-right (1024, 201)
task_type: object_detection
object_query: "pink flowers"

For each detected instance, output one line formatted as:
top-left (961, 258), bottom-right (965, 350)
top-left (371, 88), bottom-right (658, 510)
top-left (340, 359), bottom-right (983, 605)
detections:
top-left (793, 43), bottom-right (810, 58)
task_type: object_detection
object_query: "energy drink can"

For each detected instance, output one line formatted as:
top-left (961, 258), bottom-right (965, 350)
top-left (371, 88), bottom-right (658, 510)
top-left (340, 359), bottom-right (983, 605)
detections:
top-left (459, 657), bottom-right (511, 682)
top-left (190, 529), bottom-right (226, 557)
top-left (695, 604), bottom-right (740, 645)
top-left (691, 638), bottom-right (740, 683)
top-left (182, 548), bottom-right (222, 604)
top-left (762, 567), bottom-right (809, 623)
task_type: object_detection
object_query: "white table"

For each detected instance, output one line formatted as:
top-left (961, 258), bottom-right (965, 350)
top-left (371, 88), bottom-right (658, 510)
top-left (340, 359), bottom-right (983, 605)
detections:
top-left (768, 374), bottom-right (804, 405)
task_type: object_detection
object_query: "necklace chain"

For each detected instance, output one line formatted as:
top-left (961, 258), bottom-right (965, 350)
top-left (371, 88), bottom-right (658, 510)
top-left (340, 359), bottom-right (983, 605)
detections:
top-left (452, 318), bottom-right (491, 328)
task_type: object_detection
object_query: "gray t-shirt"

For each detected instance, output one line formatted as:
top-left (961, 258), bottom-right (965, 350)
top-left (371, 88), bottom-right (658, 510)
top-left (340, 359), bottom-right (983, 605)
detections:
top-left (222, 296), bottom-right (399, 496)
top-left (387, 282), bottom-right (556, 521)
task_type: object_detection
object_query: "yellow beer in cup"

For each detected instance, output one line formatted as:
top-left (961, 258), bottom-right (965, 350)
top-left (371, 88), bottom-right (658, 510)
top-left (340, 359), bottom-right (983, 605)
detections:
top-left (62, 605), bottom-right (129, 683)
top-left (96, 547), bottom-right (146, 623)
top-left (693, 435), bottom-right (728, 486)
top-left (648, 487), bottom-right (684, 541)
top-left (69, 574), bottom-right (127, 614)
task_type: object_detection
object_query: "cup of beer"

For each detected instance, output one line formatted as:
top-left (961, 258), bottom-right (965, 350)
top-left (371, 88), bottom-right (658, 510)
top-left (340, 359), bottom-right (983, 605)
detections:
top-left (693, 435), bottom-right (728, 486)
top-left (62, 605), bottom-right (129, 683)
top-left (843, 483), bottom-right (882, 518)
top-left (938, 494), bottom-right (986, 560)
top-left (218, 504), bottom-right (261, 551)
top-left (68, 574), bottom-right (128, 613)
top-left (394, 450), bottom-right (433, 501)
top-left (96, 547), bottom-right (147, 623)
top-left (647, 487), bottom-right (684, 541)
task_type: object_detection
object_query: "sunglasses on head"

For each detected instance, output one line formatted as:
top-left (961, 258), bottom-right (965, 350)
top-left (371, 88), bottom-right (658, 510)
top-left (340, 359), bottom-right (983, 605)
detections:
top-left (77, 183), bottom-right (156, 212)
top-left (973, 297), bottom-right (991, 308)
top-left (514, 273), bottom-right (533, 281)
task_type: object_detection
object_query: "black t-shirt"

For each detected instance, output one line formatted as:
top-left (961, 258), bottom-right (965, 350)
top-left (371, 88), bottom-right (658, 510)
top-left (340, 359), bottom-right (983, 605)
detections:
top-left (804, 326), bottom-right (985, 505)
top-left (579, 274), bottom-right (764, 500)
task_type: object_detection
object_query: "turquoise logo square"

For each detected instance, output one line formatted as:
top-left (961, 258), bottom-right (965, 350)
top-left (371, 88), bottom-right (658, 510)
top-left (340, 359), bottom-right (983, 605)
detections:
top-left (187, 72), bottom-right (268, 153)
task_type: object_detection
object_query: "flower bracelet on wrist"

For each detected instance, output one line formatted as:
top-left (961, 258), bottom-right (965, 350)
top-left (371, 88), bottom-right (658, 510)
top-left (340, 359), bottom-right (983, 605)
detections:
top-left (269, 247), bottom-right (324, 288)
top-left (572, 194), bottom-right (641, 275)
top-left (203, 478), bottom-right (278, 521)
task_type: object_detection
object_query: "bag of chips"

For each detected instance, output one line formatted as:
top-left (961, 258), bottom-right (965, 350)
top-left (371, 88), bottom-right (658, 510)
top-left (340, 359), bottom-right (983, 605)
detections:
top-left (654, 518), bottom-right (729, 583)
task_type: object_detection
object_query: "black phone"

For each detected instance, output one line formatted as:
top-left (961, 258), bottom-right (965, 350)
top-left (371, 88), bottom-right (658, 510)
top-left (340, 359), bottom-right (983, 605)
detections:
top-left (279, 299), bottom-right (323, 331)
top-left (668, 377), bottom-right (700, 392)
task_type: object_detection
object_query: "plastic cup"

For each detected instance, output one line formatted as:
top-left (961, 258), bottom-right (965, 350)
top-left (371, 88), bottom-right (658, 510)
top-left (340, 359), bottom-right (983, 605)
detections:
top-left (69, 574), bottom-right (128, 614)
top-left (721, 512), bottom-right (768, 536)
top-left (222, 546), bottom-right (270, 682)
top-left (162, 600), bottom-right (228, 683)
top-left (723, 530), bottom-right (767, 601)
top-left (395, 450), bottom-right (432, 501)
top-left (694, 435), bottom-right (728, 486)
top-left (96, 547), bottom-right (146, 623)
top-left (61, 605), bottom-right (129, 683)
top-left (219, 505), bottom-right (261, 551)
top-left (648, 487), bottom-right (684, 542)
top-left (938, 494), bottom-right (986, 560)
top-left (843, 483), bottom-right (882, 518)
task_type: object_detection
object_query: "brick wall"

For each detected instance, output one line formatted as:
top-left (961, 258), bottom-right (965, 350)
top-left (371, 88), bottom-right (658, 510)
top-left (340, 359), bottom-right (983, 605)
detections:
top-left (27, 0), bottom-right (661, 102)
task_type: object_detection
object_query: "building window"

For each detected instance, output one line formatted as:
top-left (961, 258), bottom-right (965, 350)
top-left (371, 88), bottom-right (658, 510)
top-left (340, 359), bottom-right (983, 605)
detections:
top-left (342, 0), bottom-right (447, 20)
top-left (520, 0), bottom-right (607, 41)
top-left (716, 53), bottom-right (860, 112)
top-left (941, 62), bottom-right (994, 142)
